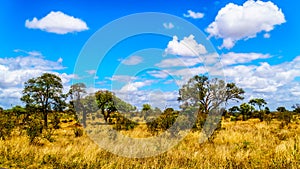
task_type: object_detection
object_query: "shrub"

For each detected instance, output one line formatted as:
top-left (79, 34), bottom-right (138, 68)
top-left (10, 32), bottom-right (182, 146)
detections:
top-left (0, 111), bottom-right (16, 140)
top-left (74, 127), bottom-right (84, 137)
top-left (27, 118), bottom-right (43, 143)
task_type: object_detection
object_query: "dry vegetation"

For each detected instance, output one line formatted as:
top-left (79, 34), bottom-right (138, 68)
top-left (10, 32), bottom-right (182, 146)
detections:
top-left (1, 117), bottom-right (300, 169)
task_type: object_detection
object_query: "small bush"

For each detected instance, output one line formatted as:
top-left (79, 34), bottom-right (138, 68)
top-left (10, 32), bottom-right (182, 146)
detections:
top-left (0, 112), bottom-right (16, 140)
top-left (74, 127), bottom-right (84, 137)
top-left (27, 118), bottom-right (43, 143)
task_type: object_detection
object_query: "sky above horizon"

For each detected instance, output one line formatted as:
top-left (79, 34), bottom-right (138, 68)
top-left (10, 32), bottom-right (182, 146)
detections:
top-left (1, 0), bottom-right (300, 111)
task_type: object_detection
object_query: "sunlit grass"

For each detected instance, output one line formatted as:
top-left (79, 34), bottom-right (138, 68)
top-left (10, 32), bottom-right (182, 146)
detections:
top-left (1, 118), bottom-right (300, 168)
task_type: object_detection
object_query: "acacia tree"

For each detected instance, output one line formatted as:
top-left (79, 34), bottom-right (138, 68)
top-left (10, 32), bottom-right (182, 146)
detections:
top-left (21, 73), bottom-right (66, 128)
top-left (249, 98), bottom-right (267, 111)
top-left (239, 103), bottom-right (255, 121)
top-left (178, 75), bottom-right (245, 115)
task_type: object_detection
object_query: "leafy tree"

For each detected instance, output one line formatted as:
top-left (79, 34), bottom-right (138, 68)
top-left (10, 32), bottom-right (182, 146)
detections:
top-left (239, 103), bottom-right (255, 121)
top-left (277, 106), bottom-right (287, 113)
top-left (249, 98), bottom-right (267, 111)
top-left (178, 75), bottom-right (245, 115)
top-left (228, 106), bottom-right (240, 114)
top-left (292, 104), bottom-right (300, 114)
top-left (142, 104), bottom-right (151, 111)
top-left (95, 90), bottom-right (116, 122)
top-left (142, 104), bottom-right (153, 120)
top-left (95, 90), bottom-right (136, 123)
top-left (69, 83), bottom-right (88, 126)
top-left (21, 73), bottom-right (66, 128)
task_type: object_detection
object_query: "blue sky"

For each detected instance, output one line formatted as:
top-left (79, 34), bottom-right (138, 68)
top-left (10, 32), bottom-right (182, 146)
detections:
top-left (1, 0), bottom-right (300, 110)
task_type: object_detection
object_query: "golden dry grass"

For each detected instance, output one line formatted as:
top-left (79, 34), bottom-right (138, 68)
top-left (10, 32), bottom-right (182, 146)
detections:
top-left (1, 118), bottom-right (300, 168)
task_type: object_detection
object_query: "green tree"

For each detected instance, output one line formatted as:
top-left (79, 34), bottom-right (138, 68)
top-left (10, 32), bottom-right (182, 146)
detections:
top-left (277, 106), bottom-right (287, 113)
top-left (95, 90), bottom-right (116, 123)
top-left (239, 103), bottom-right (255, 121)
top-left (249, 98), bottom-right (267, 111)
top-left (69, 83), bottom-right (87, 126)
top-left (292, 104), bottom-right (300, 113)
top-left (178, 75), bottom-right (245, 115)
top-left (228, 106), bottom-right (240, 114)
top-left (21, 73), bottom-right (66, 128)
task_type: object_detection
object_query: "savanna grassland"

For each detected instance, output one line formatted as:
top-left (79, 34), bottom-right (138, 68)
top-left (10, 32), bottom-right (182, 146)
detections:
top-left (1, 117), bottom-right (300, 169)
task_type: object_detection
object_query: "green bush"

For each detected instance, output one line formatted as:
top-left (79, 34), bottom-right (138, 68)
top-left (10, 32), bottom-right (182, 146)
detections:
top-left (0, 111), bottom-right (16, 140)
top-left (74, 127), bottom-right (84, 137)
top-left (26, 118), bottom-right (43, 143)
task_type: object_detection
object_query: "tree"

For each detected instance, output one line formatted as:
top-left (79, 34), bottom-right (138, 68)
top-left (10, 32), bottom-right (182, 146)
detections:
top-left (178, 75), bottom-right (245, 115)
top-left (228, 106), bottom-right (240, 114)
top-left (277, 106), bottom-right (287, 113)
top-left (95, 90), bottom-right (116, 122)
top-left (21, 73), bottom-right (66, 128)
top-left (69, 83), bottom-right (87, 126)
top-left (239, 103), bottom-right (254, 121)
top-left (292, 104), bottom-right (300, 114)
top-left (249, 98), bottom-right (267, 111)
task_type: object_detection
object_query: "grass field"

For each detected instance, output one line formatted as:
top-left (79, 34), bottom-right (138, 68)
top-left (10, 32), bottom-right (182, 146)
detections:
top-left (1, 118), bottom-right (300, 168)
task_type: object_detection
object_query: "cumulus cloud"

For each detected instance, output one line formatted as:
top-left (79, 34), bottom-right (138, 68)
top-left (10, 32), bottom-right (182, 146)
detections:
top-left (183, 10), bottom-right (204, 19)
top-left (119, 80), bottom-right (154, 93)
top-left (221, 52), bottom-right (271, 65)
top-left (25, 11), bottom-right (89, 34)
top-left (0, 51), bottom-right (75, 108)
top-left (164, 35), bottom-right (207, 57)
top-left (147, 70), bottom-right (170, 79)
top-left (206, 0), bottom-right (285, 49)
top-left (120, 55), bottom-right (143, 65)
top-left (163, 22), bottom-right (174, 29)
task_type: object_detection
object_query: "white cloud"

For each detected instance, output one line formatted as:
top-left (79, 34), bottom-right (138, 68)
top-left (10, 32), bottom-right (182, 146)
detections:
top-left (206, 0), bottom-right (285, 49)
top-left (155, 57), bottom-right (203, 68)
top-left (86, 69), bottom-right (96, 75)
top-left (119, 80), bottom-right (153, 93)
top-left (120, 55), bottom-right (143, 65)
top-left (221, 52), bottom-right (271, 65)
top-left (183, 10), bottom-right (204, 19)
top-left (0, 51), bottom-right (75, 108)
top-left (163, 22), bottom-right (174, 29)
top-left (164, 35), bottom-right (207, 57)
top-left (25, 11), bottom-right (89, 34)
top-left (147, 70), bottom-right (170, 79)
top-left (108, 75), bottom-right (137, 82)
top-left (264, 33), bottom-right (271, 38)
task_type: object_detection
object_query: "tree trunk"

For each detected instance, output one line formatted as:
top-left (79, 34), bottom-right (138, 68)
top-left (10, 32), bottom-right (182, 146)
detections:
top-left (82, 109), bottom-right (87, 127)
top-left (101, 108), bottom-right (108, 123)
top-left (44, 112), bottom-right (48, 128)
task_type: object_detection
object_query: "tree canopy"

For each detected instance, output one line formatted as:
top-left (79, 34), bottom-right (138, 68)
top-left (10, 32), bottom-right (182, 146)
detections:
top-left (178, 75), bottom-right (245, 114)
top-left (21, 73), bottom-right (66, 127)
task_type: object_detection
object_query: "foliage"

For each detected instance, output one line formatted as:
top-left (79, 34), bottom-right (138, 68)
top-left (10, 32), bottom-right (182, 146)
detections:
top-left (239, 103), bottom-right (255, 121)
top-left (146, 108), bottom-right (179, 135)
top-left (249, 98), bottom-right (267, 111)
top-left (108, 112), bottom-right (138, 130)
top-left (26, 117), bottom-right (43, 143)
top-left (73, 127), bottom-right (84, 137)
top-left (178, 75), bottom-right (244, 115)
top-left (277, 106), bottom-right (287, 113)
top-left (0, 111), bottom-right (16, 140)
top-left (292, 104), bottom-right (300, 114)
top-left (95, 90), bottom-right (135, 123)
top-left (21, 73), bottom-right (66, 128)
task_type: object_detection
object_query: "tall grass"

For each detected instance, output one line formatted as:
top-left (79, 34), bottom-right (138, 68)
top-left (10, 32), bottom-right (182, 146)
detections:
top-left (1, 118), bottom-right (300, 168)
